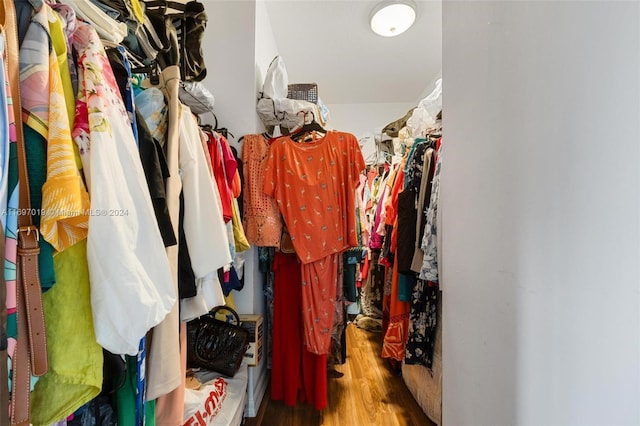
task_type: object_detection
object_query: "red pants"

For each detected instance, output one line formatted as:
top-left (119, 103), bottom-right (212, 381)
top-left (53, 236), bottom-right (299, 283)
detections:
top-left (271, 253), bottom-right (328, 410)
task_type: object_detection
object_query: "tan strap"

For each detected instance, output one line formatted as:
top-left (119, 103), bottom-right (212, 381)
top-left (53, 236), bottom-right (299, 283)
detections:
top-left (1, 0), bottom-right (49, 424)
top-left (10, 265), bottom-right (29, 426)
top-left (4, 0), bottom-right (48, 378)
top-left (18, 228), bottom-right (46, 376)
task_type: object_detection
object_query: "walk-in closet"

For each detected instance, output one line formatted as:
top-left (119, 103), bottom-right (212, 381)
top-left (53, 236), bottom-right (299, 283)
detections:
top-left (0, 0), bottom-right (638, 425)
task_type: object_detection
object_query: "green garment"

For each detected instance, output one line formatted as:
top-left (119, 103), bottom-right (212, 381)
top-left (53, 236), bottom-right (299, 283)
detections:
top-left (116, 356), bottom-right (157, 426)
top-left (30, 240), bottom-right (103, 425)
top-left (24, 125), bottom-right (56, 290)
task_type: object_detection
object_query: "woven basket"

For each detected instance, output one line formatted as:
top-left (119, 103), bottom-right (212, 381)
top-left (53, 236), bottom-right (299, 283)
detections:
top-left (287, 83), bottom-right (318, 104)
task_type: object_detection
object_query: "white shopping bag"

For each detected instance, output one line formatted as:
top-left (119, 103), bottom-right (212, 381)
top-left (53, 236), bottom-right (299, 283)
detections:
top-left (182, 377), bottom-right (228, 426)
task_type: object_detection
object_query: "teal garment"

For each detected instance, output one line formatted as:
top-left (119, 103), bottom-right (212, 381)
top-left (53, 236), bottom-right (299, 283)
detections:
top-left (343, 250), bottom-right (362, 303)
top-left (116, 355), bottom-right (136, 425)
top-left (116, 354), bottom-right (154, 425)
top-left (146, 399), bottom-right (156, 426)
top-left (343, 262), bottom-right (357, 303)
top-left (403, 137), bottom-right (427, 187)
top-left (398, 272), bottom-right (415, 303)
top-left (24, 125), bottom-right (56, 290)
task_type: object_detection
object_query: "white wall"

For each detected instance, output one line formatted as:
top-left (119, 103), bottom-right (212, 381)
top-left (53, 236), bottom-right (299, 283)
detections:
top-left (254, 0), bottom-right (279, 133)
top-left (325, 102), bottom-right (416, 138)
top-left (201, 0), bottom-right (269, 318)
top-left (442, 2), bottom-right (640, 425)
top-left (229, 0), bottom-right (279, 319)
top-left (201, 1), bottom-right (278, 416)
top-left (201, 0), bottom-right (257, 148)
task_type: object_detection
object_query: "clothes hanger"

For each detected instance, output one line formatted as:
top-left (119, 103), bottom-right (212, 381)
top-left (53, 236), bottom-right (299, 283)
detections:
top-left (131, 59), bottom-right (160, 85)
top-left (290, 111), bottom-right (326, 142)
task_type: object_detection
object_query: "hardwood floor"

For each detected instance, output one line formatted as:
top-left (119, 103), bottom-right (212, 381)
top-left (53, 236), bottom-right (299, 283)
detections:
top-left (245, 323), bottom-right (435, 426)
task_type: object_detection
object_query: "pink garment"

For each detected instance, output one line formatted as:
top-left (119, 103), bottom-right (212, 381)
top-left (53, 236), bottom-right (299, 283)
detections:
top-left (206, 131), bottom-right (233, 222)
top-left (155, 322), bottom-right (187, 425)
top-left (218, 134), bottom-right (237, 190)
top-left (369, 185), bottom-right (388, 249)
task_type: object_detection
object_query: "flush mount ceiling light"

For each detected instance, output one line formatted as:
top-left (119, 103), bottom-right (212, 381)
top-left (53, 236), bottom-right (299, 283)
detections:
top-left (370, 0), bottom-right (417, 37)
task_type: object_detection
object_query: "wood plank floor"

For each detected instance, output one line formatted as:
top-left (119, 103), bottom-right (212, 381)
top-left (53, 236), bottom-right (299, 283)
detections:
top-left (245, 323), bottom-right (435, 426)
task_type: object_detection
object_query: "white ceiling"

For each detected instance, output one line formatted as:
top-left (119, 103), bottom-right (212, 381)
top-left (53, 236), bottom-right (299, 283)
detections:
top-left (264, 0), bottom-right (442, 105)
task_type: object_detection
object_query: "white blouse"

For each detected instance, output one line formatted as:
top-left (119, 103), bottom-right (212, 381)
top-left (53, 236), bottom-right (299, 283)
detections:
top-left (73, 22), bottom-right (175, 356)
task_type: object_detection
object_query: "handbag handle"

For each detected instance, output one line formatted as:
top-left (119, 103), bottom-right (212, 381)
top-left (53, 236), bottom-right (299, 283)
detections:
top-left (207, 305), bottom-right (241, 326)
top-left (1, 1), bottom-right (48, 424)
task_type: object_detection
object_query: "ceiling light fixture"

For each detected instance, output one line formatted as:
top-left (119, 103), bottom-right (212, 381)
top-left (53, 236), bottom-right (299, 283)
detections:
top-left (370, 0), bottom-right (417, 37)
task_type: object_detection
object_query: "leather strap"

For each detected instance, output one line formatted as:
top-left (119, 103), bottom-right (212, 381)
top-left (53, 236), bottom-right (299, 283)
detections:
top-left (18, 229), bottom-right (46, 376)
top-left (4, 0), bottom-right (48, 378)
top-left (11, 265), bottom-right (29, 426)
top-left (2, 0), bottom-right (49, 424)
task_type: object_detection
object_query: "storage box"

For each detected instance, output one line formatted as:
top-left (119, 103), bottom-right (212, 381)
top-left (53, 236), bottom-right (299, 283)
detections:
top-left (287, 83), bottom-right (318, 104)
top-left (239, 314), bottom-right (263, 366)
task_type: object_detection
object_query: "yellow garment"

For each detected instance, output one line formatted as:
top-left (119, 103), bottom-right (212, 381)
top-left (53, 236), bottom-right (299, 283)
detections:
top-left (214, 292), bottom-right (237, 321)
top-left (37, 5), bottom-right (90, 252)
top-left (49, 11), bottom-right (74, 129)
top-left (49, 10), bottom-right (83, 169)
top-left (231, 198), bottom-right (250, 253)
top-left (129, 0), bottom-right (145, 23)
top-left (31, 240), bottom-right (103, 425)
top-left (225, 291), bottom-right (236, 309)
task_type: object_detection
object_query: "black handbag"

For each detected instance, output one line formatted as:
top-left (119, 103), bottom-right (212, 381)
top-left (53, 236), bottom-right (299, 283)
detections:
top-left (186, 306), bottom-right (250, 377)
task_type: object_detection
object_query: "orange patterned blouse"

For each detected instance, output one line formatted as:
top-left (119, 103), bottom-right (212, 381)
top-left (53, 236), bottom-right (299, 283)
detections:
top-left (263, 131), bottom-right (365, 263)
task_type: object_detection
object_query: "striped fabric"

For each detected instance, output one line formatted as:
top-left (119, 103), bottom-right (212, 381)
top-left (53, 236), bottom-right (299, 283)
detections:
top-left (19, 4), bottom-right (89, 253)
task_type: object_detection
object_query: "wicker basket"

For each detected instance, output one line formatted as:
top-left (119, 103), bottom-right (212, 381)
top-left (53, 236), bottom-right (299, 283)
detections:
top-left (287, 83), bottom-right (318, 104)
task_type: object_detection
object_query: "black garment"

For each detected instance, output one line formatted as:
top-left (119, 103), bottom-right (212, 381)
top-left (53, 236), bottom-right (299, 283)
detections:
top-left (405, 283), bottom-right (440, 369)
top-left (14, 0), bottom-right (36, 46)
top-left (136, 110), bottom-right (177, 247)
top-left (143, 0), bottom-right (207, 80)
top-left (68, 395), bottom-right (117, 426)
top-left (381, 224), bottom-right (394, 265)
top-left (178, 192), bottom-right (197, 299)
top-left (175, 1), bottom-right (207, 82)
top-left (106, 48), bottom-right (177, 248)
top-left (396, 189), bottom-right (418, 274)
top-left (343, 249), bottom-right (362, 303)
top-left (221, 266), bottom-right (243, 297)
top-left (105, 48), bottom-right (129, 102)
top-left (143, 5), bottom-right (179, 69)
top-left (398, 141), bottom-right (432, 273)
